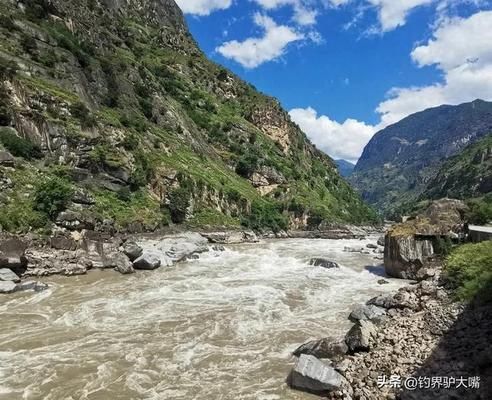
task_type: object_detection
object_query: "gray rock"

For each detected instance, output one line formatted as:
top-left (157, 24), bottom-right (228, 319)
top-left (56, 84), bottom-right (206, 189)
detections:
top-left (349, 304), bottom-right (386, 324)
top-left (0, 281), bottom-right (17, 294)
top-left (133, 253), bottom-right (161, 270)
top-left (0, 238), bottom-right (28, 273)
top-left (72, 189), bottom-right (95, 205)
top-left (56, 211), bottom-right (96, 231)
top-left (122, 241), bottom-right (143, 261)
top-left (293, 338), bottom-right (348, 359)
top-left (344, 246), bottom-right (364, 253)
top-left (202, 231), bottom-right (258, 244)
top-left (104, 252), bottom-right (135, 274)
top-left (0, 268), bottom-right (20, 283)
top-left (212, 245), bottom-right (226, 252)
top-left (345, 320), bottom-right (377, 354)
top-left (16, 281), bottom-right (49, 292)
top-left (289, 354), bottom-right (345, 394)
top-left (309, 258), bottom-right (339, 269)
top-left (0, 151), bottom-right (14, 167)
top-left (378, 279), bottom-right (390, 285)
top-left (367, 290), bottom-right (417, 310)
top-left (366, 243), bottom-right (378, 249)
top-left (50, 235), bottom-right (78, 251)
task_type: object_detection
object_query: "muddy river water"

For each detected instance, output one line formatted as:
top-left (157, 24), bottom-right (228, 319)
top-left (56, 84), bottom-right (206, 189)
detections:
top-left (0, 237), bottom-right (404, 400)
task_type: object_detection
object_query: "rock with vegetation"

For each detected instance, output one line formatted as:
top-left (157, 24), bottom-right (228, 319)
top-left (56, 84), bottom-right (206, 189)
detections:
top-left (0, 0), bottom-right (376, 237)
top-left (384, 199), bottom-right (467, 280)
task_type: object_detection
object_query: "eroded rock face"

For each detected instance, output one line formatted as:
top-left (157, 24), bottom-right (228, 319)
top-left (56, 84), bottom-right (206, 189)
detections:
top-left (384, 234), bottom-right (434, 279)
top-left (289, 354), bottom-right (345, 394)
top-left (384, 199), bottom-right (468, 280)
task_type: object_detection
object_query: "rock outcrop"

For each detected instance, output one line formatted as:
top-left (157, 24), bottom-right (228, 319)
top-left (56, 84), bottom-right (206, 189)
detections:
top-left (384, 199), bottom-right (468, 280)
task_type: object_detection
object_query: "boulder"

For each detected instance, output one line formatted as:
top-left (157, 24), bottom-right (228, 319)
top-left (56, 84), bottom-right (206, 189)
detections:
top-left (133, 253), bottom-right (161, 270)
top-left (293, 338), bottom-right (348, 359)
top-left (288, 354), bottom-right (345, 394)
top-left (0, 151), bottom-right (14, 167)
top-left (122, 241), bottom-right (143, 261)
top-left (16, 281), bottom-right (49, 292)
top-left (349, 304), bottom-right (386, 324)
top-left (202, 231), bottom-right (258, 244)
top-left (0, 268), bottom-right (20, 283)
top-left (384, 234), bottom-right (434, 279)
top-left (104, 252), bottom-right (135, 274)
top-left (212, 245), bottom-right (226, 252)
top-left (378, 279), bottom-right (390, 285)
top-left (56, 211), bottom-right (96, 231)
top-left (0, 238), bottom-right (28, 273)
top-left (309, 258), bottom-right (339, 269)
top-left (72, 189), bottom-right (95, 205)
top-left (50, 235), bottom-right (78, 251)
top-left (344, 246), bottom-right (364, 253)
top-left (0, 280), bottom-right (17, 294)
top-left (345, 320), bottom-right (377, 354)
top-left (366, 243), bottom-right (378, 249)
top-left (367, 290), bottom-right (418, 310)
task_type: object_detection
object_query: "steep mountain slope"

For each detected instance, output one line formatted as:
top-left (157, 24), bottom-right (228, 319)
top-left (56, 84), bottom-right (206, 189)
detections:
top-left (0, 0), bottom-right (376, 234)
top-left (351, 100), bottom-right (492, 215)
top-left (335, 159), bottom-right (355, 177)
top-left (422, 134), bottom-right (492, 200)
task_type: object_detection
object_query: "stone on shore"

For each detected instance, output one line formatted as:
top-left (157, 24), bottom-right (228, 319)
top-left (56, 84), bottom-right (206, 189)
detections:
top-left (289, 354), bottom-right (345, 394)
top-left (104, 253), bottom-right (135, 274)
top-left (0, 268), bottom-right (21, 283)
top-left (293, 338), bottom-right (348, 359)
top-left (0, 238), bottom-right (28, 274)
top-left (309, 258), bottom-right (340, 269)
top-left (122, 241), bottom-right (143, 261)
top-left (345, 320), bottom-right (377, 354)
top-left (349, 304), bottom-right (386, 324)
top-left (133, 253), bottom-right (161, 270)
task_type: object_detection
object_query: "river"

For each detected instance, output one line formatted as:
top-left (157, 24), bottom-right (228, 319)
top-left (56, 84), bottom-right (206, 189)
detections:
top-left (0, 237), bottom-right (404, 400)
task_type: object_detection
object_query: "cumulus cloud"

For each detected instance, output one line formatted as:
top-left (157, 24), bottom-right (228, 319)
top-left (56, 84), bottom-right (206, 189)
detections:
top-left (289, 107), bottom-right (377, 163)
top-left (174, 0), bottom-right (232, 15)
top-left (377, 10), bottom-right (492, 126)
top-left (368, 0), bottom-right (435, 32)
top-left (216, 13), bottom-right (304, 68)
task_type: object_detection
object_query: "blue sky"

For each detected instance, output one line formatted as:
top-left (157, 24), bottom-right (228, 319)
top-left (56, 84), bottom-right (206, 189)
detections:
top-left (175, 0), bottom-right (492, 163)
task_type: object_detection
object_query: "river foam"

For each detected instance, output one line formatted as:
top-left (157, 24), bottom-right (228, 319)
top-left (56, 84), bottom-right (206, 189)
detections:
top-left (0, 237), bottom-right (404, 400)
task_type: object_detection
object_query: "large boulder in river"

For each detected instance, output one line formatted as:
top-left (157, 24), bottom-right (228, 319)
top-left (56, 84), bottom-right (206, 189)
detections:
top-left (0, 268), bottom-right (20, 283)
top-left (0, 281), bottom-right (17, 294)
top-left (384, 199), bottom-right (468, 280)
top-left (133, 253), bottom-right (161, 270)
top-left (309, 258), bottom-right (339, 269)
top-left (293, 338), bottom-right (347, 359)
top-left (288, 354), bottom-right (345, 394)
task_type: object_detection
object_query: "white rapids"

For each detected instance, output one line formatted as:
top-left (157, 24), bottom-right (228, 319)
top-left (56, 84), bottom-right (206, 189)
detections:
top-left (0, 237), bottom-right (404, 400)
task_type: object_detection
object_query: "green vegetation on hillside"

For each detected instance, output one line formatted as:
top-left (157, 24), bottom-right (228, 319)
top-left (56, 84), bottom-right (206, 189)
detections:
top-left (445, 241), bottom-right (492, 304)
top-left (0, 0), bottom-right (376, 234)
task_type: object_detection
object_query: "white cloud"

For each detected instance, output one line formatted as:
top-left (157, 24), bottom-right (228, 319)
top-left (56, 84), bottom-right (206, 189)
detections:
top-left (252, 0), bottom-right (324, 25)
top-left (175, 0), bottom-right (232, 15)
top-left (368, 0), bottom-right (435, 32)
top-left (377, 10), bottom-right (492, 126)
top-left (216, 13), bottom-right (304, 68)
top-left (289, 107), bottom-right (377, 163)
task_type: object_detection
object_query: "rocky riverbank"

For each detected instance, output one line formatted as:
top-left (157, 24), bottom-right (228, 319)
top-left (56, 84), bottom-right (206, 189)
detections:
top-left (288, 199), bottom-right (492, 400)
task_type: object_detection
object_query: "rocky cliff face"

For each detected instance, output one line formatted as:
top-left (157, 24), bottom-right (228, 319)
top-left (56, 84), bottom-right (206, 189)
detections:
top-left (0, 0), bottom-right (376, 234)
top-left (351, 100), bottom-right (492, 215)
top-left (384, 199), bottom-right (468, 280)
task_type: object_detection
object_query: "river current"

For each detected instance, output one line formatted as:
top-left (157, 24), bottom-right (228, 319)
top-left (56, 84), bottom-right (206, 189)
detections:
top-left (0, 237), bottom-right (404, 400)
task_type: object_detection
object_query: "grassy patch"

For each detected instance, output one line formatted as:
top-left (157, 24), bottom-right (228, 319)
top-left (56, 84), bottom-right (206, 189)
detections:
top-left (188, 208), bottom-right (240, 228)
top-left (445, 241), bottom-right (492, 304)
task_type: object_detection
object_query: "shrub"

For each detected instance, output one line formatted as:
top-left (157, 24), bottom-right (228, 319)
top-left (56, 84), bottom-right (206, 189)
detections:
top-left (235, 153), bottom-right (258, 178)
top-left (466, 195), bottom-right (492, 225)
top-left (21, 34), bottom-right (37, 54)
top-left (33, 176), bottom-right (73, 220)
top-left (242, 200), bottom-right (288, 233)
top-left (0, 57), bottom-right (18, 80)
top-left (0, 128), bottom-right (42, 159)
top-left (168, 187), bottom-right (191, 223)
top-left (69, 101), bottom-right (96, 128)
top-left (24, 0), bottom-right (58, 21)
top-left (444, 241), bottom-right (492, 304)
